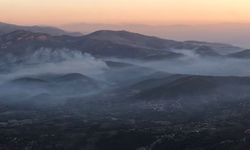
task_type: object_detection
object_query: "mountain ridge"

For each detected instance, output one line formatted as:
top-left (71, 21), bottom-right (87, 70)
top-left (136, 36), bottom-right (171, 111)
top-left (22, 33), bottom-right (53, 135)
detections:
top-left (0, 22), bottom-right (82, 36)
top-left (0, 27), bottom-right (244, 59)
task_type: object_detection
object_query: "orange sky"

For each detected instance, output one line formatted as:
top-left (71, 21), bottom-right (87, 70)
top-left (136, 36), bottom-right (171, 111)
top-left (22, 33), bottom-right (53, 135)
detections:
top-left (0, 0), bottom-right (250, 26)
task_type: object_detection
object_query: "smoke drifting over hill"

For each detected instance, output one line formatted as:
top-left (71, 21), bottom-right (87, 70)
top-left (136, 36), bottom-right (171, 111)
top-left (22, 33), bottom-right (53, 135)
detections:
top-left (106, 51), bottom-right (250, 77)
top-left (1, 47), bottom-right (250, 85)
top-left (0, 48), bottom-right (109, 82)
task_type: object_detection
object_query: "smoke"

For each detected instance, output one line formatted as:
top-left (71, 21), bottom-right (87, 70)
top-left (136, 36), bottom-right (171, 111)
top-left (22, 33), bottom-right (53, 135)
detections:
top-left (1, 47), bottom-right (250, 109)
top-left (105, 50), bottom-right (250, 77)
top-left (0, 48), bottom-right (112, 104)
top-left (147, 57), bottom-right (250, 76)
top-left (2, 47), bottom-right (250, 87)
top-left (2, 47), bottom-right (250, 83)
top-left (0, 48), bottom-right (109, 82)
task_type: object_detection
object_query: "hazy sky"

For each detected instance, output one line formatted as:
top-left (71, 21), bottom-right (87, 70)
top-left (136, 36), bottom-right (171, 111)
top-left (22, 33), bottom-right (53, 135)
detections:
top-left (1, 0), bottom-right (250, 25)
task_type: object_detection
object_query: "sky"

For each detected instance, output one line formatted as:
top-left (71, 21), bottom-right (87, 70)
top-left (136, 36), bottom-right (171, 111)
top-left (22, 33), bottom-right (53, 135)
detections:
top-left (1, 0), bottom-right (250, 26)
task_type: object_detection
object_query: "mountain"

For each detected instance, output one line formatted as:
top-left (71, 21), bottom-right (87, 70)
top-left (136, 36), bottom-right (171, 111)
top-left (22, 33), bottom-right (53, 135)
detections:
top-left (86, 30), bottom-right (239, 55)
top-left (132, 75), bottom-right (250, 101)
top-left (0, 29), bottom-right (242, 59)
top-left (62, 23), bottom-right (250, 48)
top-left (0, 73), bottom-right (102, 97)
top-left (86, 30), bottom-right (193, 50)
top-left (228, 49), bottom-right (250, 59)
top-left (193, 46), bottom-right (221, 56)
top-left (53, 73), bottom-right (93, 82)
top-left (52, 73), bottom-right (100, 90)
top-left (0, 30), bottom-right (181, 59)
top-left (11, 77), bottom-right (48, 85)
top-left (0, 22), bottom-right (82, 36)
top-left (184, 41), bottom-right (242, 55)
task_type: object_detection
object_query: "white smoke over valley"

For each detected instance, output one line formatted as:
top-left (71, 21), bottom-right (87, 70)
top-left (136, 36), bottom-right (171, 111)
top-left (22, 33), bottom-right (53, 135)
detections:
top-left (1, 47), bottom-right (250, 112)
top-left (1, 48), bottom-right (250, 83)
top-left (105, 50), bottom-right (250, 77)
top-left (0, 48), bottom-right (109, 82)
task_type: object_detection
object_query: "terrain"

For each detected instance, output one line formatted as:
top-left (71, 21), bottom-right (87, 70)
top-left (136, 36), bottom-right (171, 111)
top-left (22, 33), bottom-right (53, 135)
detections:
top-left (0, 23), bottom-right (250, 150)
top-left (0, 22), bottom-right (82, 36)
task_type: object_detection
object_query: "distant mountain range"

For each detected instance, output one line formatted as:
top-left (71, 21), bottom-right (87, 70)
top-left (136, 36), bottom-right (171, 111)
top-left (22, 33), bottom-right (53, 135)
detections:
top-left (61, 22), bottom-right (250, 48)
top-left (0, 22), bottom-right (82, 36)
top-left (0, 22), bottom-right (248, 59)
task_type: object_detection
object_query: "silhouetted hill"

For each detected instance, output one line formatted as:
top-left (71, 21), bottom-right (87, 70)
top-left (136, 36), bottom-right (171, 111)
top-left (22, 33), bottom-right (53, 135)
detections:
top-left (228, 49), bottom-right (250, 59)
top-left (132, 75), bottom-right (250, 100)
top-left (184, 41), bottom-right (242, 55)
